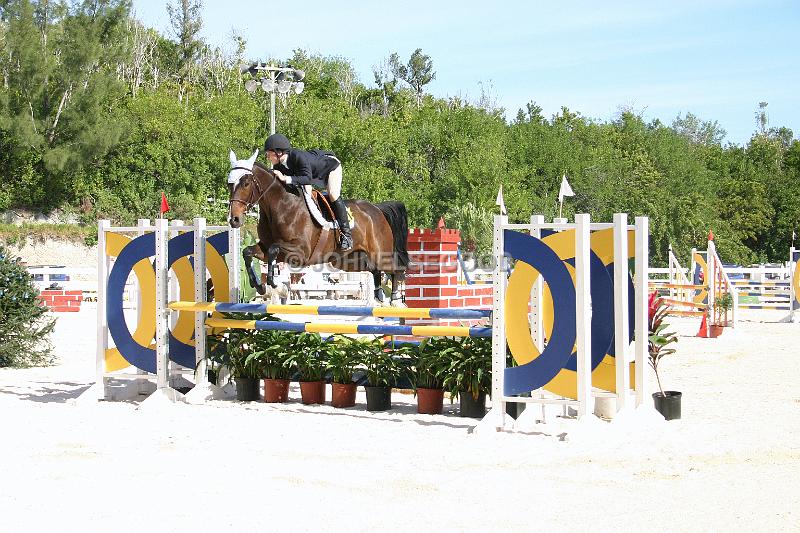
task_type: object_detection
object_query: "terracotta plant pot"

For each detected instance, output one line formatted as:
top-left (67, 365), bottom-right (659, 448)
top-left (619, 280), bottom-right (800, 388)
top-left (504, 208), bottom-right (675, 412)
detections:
top-left (331, 382), bottom-right (357, 408)
top-left (263, 378), bottom-right (290, 403)
top-left (416, 387), bottom-right (444, 415)
top-left (299, 380), bottom-right (326, 405)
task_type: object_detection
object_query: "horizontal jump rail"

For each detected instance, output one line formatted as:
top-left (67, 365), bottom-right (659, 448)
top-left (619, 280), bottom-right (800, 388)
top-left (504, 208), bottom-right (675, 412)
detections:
top-left (666, 309), bottom-right (705, 317)
top-left (660, 298), bottom-right (708, 308)
top-left (204, 317), bottom-right (493, 337)
top-left (648, 283), bottom-right (707, 289)
top-left (169, 301), bottom-right (492, 320)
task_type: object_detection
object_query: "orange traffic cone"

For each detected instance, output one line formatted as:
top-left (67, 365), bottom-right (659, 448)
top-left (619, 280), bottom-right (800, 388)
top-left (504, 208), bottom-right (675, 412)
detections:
top-left (697, 313), bottom-right (709, 338)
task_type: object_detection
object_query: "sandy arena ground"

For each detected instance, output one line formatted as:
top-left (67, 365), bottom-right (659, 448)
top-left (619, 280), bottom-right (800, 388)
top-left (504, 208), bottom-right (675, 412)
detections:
top-left (1, 305), bottom-right (799, 532)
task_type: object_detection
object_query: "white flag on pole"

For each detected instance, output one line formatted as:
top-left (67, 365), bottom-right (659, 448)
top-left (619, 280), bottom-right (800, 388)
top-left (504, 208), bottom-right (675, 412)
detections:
top-left (495, 185), bottom-right (507, 215)
top-left (558, 174), bottom-right (575, 203)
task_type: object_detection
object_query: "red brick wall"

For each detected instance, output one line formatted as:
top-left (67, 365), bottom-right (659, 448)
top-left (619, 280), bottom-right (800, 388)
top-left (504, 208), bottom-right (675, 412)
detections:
top-left (405, 222), bottom-right (492, 330)
top-left (38, 290), bottom-right (83, 312)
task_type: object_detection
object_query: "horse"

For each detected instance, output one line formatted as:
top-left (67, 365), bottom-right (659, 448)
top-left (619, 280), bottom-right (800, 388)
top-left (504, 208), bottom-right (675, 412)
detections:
top-left (226, 149), bottom-right (409, 305)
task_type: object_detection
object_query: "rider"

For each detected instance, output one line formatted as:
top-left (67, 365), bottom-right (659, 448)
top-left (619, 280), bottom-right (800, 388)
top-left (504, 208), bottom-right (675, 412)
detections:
top-left (264, 133), bottom-right (353, 251)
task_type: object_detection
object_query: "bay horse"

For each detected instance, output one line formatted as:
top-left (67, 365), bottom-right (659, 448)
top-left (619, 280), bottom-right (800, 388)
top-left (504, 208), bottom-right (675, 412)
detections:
top-left (226, 150), bottom-right (408, 304)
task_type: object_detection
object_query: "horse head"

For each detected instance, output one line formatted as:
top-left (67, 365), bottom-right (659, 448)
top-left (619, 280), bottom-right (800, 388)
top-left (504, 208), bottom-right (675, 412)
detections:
top-left (227, 148), bottom-right (262, 229)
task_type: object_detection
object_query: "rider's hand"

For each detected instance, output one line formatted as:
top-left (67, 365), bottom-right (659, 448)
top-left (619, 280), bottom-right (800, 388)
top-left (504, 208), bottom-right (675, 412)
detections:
top-left (273, 169), bottom-right (292, 184)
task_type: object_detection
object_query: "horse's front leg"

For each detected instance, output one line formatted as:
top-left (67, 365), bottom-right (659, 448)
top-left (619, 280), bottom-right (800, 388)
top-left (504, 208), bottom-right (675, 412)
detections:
top-left (265, 244), bottom-right (280, 288)
top-left (243, 243), bottom-right (267, 295)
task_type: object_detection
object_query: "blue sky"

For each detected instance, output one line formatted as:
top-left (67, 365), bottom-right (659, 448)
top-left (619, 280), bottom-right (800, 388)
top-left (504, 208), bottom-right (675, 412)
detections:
top-left (132, 0), bottom-right (799, 145)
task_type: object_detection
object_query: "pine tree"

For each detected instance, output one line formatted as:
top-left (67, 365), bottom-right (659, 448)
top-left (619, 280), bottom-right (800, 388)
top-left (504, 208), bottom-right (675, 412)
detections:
top-left (0, 245), bottom-right (55, 367)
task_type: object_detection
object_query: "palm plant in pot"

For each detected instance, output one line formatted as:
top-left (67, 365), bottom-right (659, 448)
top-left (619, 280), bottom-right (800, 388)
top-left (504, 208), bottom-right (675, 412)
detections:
top-left (249, 329), bottom-right (296, 403)
top-left (648, 291), bottom-right (681, 420)
top-left (223, 328), bottom-right (260, 401)
top-left (441, 336), bottom-right (492, 418)
top-left (327, 336), bottom-right (363, 408)
top-left (410, 338), bottom-right (453, 415)
top-left (361, 337), bottom-right (412, 412)
top-left (286, 332), bottom-right (328, 405)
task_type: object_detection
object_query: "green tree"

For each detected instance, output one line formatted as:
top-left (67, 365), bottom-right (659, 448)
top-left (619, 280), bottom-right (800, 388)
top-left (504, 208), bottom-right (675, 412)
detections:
top-left (0, 0), bottom-right (132, 209)
top-left (0, 245), bottom-right (55, 367)
top-left (389, 48), bottom-right (435, 108)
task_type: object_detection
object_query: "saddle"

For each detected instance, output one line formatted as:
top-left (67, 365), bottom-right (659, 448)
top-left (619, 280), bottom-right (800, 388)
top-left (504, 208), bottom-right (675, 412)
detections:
top-left (299, 187), bottom-right (356, 260)
top-left (300, 187), bottom-right (355, 231)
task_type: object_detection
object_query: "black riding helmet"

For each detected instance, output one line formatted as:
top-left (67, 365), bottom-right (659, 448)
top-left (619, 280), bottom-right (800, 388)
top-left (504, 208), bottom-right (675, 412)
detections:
top-left (264, 133), bottom-right (291, 153)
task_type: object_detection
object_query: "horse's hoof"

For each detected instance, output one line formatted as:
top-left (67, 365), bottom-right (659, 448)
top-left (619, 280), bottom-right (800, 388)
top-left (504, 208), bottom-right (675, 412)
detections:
top-left (390, 299), bottom-right (407, 308)
top-left (256, 284), bottom-right (267, 295)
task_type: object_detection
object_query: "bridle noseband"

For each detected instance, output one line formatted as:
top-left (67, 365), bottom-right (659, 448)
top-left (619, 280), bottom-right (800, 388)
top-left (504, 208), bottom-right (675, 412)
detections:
top-left (229, 166), bottom-right (277, 212)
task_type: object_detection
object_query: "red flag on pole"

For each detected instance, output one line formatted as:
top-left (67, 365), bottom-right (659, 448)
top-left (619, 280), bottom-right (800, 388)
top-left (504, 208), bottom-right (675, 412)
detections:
top-left (160, 191), bottom-right (170, 216)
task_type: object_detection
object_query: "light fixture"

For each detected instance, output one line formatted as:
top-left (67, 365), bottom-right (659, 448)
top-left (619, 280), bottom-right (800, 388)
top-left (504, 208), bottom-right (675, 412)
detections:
top-left (244, 79), bottom-right (259, 93)
top-left (276, 80), bottom-right (292, 94)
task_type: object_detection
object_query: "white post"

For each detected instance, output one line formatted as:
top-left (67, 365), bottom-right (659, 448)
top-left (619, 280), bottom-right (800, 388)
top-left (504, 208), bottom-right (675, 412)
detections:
top-left (168, 220), bottom-right (183, 387)
top-left (228, 226), bottom-right (241, 303)
top-left (135, 219), bottom-right (151, 393)
top-left (154, 218), bottom-right (170, 390)
top-left (490, 214), bottom-right (508, 429)
top-left (613, 213), bottom-right (630, 411)
top-left (194, 218), bottom-right (208, 385)
top-left (95, 220), bottom-right (111, 400)
top-left (574, 214), bottom-right (592, 417)
top-left (668, 244), bottom-right (675, 299)
top-left (791, 247), bottom-right (798, 321)
top-left (529, 215), bottom-right (544, 351)
top-left (634, 216), bottom-right (649, 406)
top-left (707, 239), bottom-right (717, 327)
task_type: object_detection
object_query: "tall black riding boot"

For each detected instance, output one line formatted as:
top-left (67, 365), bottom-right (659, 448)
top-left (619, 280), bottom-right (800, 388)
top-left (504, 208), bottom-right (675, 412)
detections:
top-left (331, 198), bottom-right (353, 251)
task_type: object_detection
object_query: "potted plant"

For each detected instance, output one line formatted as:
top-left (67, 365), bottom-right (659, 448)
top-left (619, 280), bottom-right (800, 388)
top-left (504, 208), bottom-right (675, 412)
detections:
top-left (441, 336), bottom-right (492, 418)
top-left (286, 333), bottom-right (327, 405)
top-left (361, 337), bottom-right (411, 412)
top-left (204, 331), bottom-right (230, 386)
top-left (410, 338), bottom-right (452, 415)
top-left (715, 291), bottom-right (734, 329)
top-left (223, 328), bottom-right (260, 402)
top-left (648, 291), bottom-right (681, 420)
top-left (327, 336), bottom-right (363, 408)
top-left (249, 329), bottom-right (296, 403)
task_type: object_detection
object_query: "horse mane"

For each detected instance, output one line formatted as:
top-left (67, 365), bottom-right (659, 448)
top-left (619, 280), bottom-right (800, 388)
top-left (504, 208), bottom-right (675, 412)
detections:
top-left (253, 160), bottom-right (272, 174)
top-left (252, 160), bottom-right (300, 197)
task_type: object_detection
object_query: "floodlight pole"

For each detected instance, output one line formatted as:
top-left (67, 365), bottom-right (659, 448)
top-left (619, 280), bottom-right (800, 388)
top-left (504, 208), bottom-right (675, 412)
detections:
top-left (246, 64), bottom-right (304, 136)
top-left (269, 69), bottom-right (276, 135)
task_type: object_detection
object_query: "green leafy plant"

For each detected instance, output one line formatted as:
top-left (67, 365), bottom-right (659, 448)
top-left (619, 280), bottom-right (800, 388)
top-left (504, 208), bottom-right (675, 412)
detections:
top-left (285, 332), bottom-right (328, 382)
top-left (247, 329), bottom-right (297, 380)
top-left (205, 315), bottom-right (259, 379)
top-left (441, 336), bottom-right (492, 400)
top-left (360, 337), bottom-right (411, 387)
top-left (648, 292), bottom-right (678, 397)
top-left (327, 336), bottom-right (362, 384)
top-left (410, 337), bottom-right (454, 390)
top-left (716, 291), bottom-right (734, 313)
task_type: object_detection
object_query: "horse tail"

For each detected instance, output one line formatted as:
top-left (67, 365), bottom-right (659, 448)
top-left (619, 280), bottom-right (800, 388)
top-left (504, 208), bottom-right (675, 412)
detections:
top-left (377, 201), bottom-right (409, 269)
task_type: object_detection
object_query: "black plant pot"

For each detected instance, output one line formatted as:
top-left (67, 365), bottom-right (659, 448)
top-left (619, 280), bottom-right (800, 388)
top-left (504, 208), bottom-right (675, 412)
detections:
top-left (459, 391), bottom-right (487, 418)
top-left (236, 377), bottom-right (259, 402)
top-left (365, 385), bottom-right (392, 412)
top-left (653, 391), bottom-right (682, 420)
